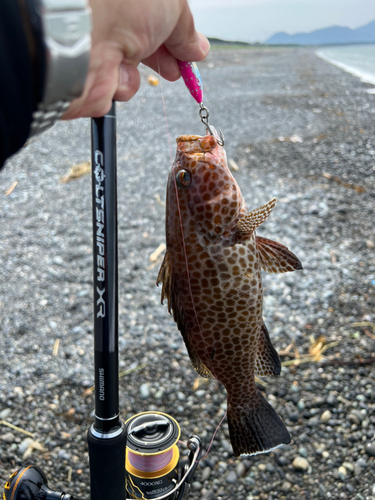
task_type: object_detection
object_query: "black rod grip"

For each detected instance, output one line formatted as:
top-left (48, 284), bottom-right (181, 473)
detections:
top-left (87, 425), bottom-right (127, 500)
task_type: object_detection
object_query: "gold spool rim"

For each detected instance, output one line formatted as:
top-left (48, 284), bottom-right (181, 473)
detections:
top-left (125, 411), bottom-right (181, 456)
top-left (126, 445), bottom-right (179, 479)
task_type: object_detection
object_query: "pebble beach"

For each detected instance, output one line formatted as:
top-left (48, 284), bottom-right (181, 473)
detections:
top-left (0, 47), bottom-right (374, 500)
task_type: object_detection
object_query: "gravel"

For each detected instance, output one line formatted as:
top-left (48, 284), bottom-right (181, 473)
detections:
top-left (1, 47), bottom-right (375, 500)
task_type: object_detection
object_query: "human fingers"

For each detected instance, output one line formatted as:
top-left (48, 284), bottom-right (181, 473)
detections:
top-left (113, 64), bottom-right (141, 102)
top-left (163, 0), bottom-right (210, 62)
top-left (63, 44), bottom-right (140, 119)
top-left (141, 45), bottom-right (180, 81)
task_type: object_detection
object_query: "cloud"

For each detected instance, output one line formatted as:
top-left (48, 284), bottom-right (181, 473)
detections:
top-left (189, 0), bottom-right (375, 43)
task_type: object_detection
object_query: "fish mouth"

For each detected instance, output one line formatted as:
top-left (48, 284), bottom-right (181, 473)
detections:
top-left (176, 134), bottom-right (218, 155)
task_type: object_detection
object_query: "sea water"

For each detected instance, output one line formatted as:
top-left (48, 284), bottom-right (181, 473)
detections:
top-left (316, 44), bottom-right (375, 93)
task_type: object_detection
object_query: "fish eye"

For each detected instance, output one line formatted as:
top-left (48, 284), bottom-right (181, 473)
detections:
top-left (176, 169), bottom-right (192, 188)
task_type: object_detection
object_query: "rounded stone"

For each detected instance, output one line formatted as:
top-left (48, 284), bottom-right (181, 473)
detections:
top-left (365, 444), bottom-right (375, 457)
top-left (297, 400), bottom-right (305, 411)
top-left (348, 413), bottom-right (361, 425)
top-left (18, 437), bottom-right (34, 455)
top-left (0, 408), bottom-right (11, 419)
top-left (236, 461), bottom-right (247, 478)
top-left (140, 383), bottom-right (150, 399)
top-left (292, 456), bottom-right (310, 471)
top-left (1, 432), bottom-right (15, 443)
top-left (307, 416), bottom-right (319, 427)
top-left (226, 470), bottom-right (237, 484)
top-left (281, 480), bottom-right (292, 492)
top-left (321, 410), bottom-right (332, 423)
top-left (201, 466), bottom-right (212, 481)
top-left (338, 466), bottom-right (347, 480)
top-left (192, 481), bottom-right (203, 491)
top-left (326, 393), bottom-right (337, 406)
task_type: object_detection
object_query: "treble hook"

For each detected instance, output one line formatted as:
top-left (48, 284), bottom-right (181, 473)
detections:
top-left (199, 104), bottom-right (225, 146)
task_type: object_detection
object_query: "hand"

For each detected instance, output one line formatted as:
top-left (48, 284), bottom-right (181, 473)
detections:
top-left (63, 0), bottom-right (210, 119)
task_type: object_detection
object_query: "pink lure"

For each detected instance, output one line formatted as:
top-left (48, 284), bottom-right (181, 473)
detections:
top-left (178, 61), bottom-right (203, 104)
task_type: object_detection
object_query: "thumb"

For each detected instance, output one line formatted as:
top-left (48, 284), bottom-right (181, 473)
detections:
top-left (164, 4), bottom-right (210, 62)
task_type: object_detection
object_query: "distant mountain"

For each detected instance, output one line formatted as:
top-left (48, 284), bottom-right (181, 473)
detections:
top-left (267, 20), bottom-right (375, 45)
top-left (207, 37), bottom-right (252, 47)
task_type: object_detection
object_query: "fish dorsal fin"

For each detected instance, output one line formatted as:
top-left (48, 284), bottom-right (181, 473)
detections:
top-left (254, 322), bottom-right (281, 377)
top-left (256, 236), bottom-right (303, 273)
top-left (156, 251), bottom-right (214, 379)
top-left (236, 197), bottom-right (277, 237)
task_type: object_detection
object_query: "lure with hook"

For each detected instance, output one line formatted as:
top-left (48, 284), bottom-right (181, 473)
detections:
top-left (178, 61), bottom-right (224, 146)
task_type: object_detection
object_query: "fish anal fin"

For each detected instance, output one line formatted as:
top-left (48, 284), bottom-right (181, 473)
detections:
top-left (190, 353), bottom-right (214, 379)
top-left (156, 251), bottom-right (214, 379)
top-left (236, 197), bottom-right (277, 237)
top-left (227, 389), bottom-right (290, 457)
top-left (256, 236), bottom-right (303, 274)
top-left (254, 322), bottom-right (281, 377)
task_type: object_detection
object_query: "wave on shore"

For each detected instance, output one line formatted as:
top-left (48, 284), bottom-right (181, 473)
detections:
top-left (316, 45), bottom-right (375, 93)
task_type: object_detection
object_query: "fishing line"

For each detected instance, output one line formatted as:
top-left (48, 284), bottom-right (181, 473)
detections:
top-left (156, 56), bottom-right (227, 459)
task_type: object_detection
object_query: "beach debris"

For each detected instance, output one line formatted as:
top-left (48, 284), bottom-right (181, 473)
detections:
top-left (155, 193), bottom-right (165, 207)
top-left (0, 420), bottom-right (35, 437)
top-left (5, 180), bottom-right (18, 196)
top-left (119, 363), bottom-right (148, 378)
top-left (64, 408), bottom-right (76, 419)
top-left (351, 321), bottom-right (375, 340)
top-left (322, 172), bottom-right (365, 192)
top-left (313, 133), bottom-right (326, 143)
top-left (147, 75), bottom-right (159, 86)
top-left (21, 438), bottom-right (47, 459)
top-left (193, 378), bottom-right (210, 390)
top-left (281, 335), bottom-right (340, 367)
top-left (149, 243), bottom-right (166, 262)
top-left (60, 161), bottom-right (91, 183)
top-left (329, 249), bottom-right (336, 264)
top-left (52, 338), bottom-right (60, 356)
top-left (228, 158), bottom-right (239, 171)
top-left (276, 134), bottom-right (303, 143)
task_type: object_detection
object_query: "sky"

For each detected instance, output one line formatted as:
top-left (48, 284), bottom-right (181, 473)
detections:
top-left (188, 0), bottom-right (375, 43)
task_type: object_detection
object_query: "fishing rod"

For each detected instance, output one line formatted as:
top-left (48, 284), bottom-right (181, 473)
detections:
top-left (3, 101), bottom-right (202, 500)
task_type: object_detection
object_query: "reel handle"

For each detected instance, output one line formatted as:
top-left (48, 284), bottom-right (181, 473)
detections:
top-left (3, 465), bottom-right (79, 500)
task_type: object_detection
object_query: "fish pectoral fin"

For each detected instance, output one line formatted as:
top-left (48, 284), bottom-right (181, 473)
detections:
top-left (254, 322), bottom-right (281, 377)
top-left (236, 197), bottom-right (277, 237)
top-left (256, 236), bottom-right (303, 273)
top-left (156, 251), bottom-right (172, 311)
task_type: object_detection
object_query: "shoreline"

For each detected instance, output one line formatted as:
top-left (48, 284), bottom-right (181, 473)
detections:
top-left (316, 45), bottom-right (375, 92)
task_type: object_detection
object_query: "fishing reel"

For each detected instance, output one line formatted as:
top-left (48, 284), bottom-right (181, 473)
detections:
top-left (3, 465), bottom-right (78, 500)
top-left (3, 412), bottom-right (201, 500)
top-left (124, 412), bottom-right (201, 500)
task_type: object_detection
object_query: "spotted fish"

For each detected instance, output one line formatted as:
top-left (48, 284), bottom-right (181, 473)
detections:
top-left (157, 131), bottom-right (302, 457)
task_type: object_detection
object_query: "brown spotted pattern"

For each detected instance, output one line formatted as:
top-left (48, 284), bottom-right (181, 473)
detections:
top-left (157, 132), bottom-right (302, 456)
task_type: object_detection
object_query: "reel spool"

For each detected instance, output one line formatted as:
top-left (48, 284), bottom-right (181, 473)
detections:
top-left (125, 412), bottom-right (181, 499)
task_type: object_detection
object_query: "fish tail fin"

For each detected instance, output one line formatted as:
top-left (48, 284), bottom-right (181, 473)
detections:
top-left (227, 389), bottom-right (290, 457)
